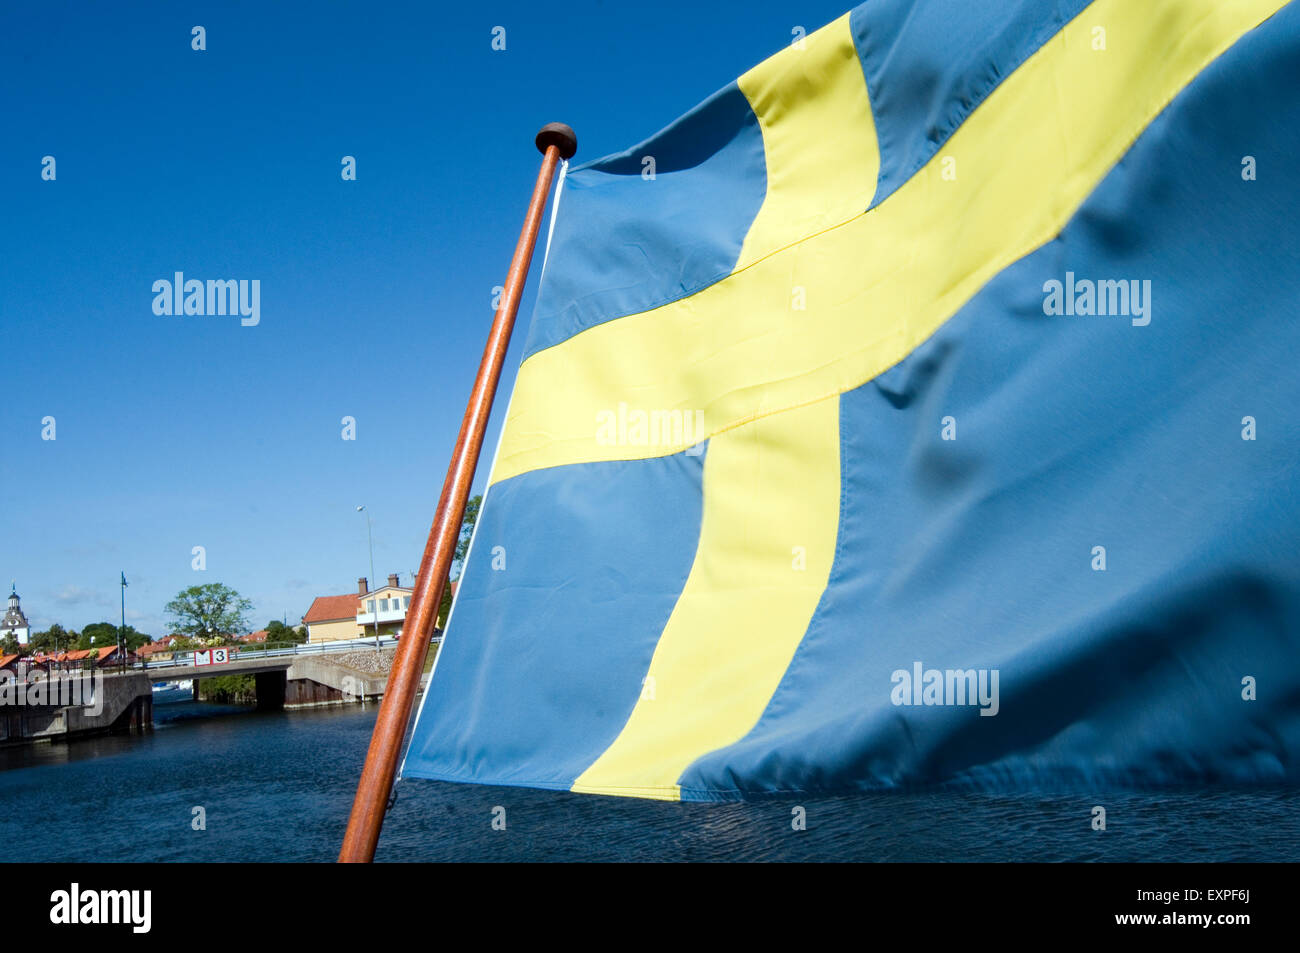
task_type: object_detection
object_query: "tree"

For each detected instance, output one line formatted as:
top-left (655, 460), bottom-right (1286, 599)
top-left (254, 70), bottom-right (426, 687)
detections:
top-left (81, 622), bottom-right (116, 648)
top-left (30, 623), bottom-right (76, 654)
top-left (454, 494), bottom-right (482, 569)
top-left (197, 674), bottom-right (256, 704)
top-left (1, 633), bottom-right (18, 655)
top-left (438, 494), bottom-right (482, 627)
top-left (165, 583), bottom-right (253, 642)
top-left (74, 622), bottom-right (150, 650)
top-left (264, 620), bottom-right (307, 645)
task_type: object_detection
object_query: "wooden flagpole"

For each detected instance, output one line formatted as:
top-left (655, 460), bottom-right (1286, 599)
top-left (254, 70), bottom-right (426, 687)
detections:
top-left (339, 122), bottom-right (577, 863)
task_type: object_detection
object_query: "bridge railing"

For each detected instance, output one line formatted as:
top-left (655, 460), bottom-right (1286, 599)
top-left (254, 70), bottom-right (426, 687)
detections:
top-left (138, 634), bottom-right (430, 671)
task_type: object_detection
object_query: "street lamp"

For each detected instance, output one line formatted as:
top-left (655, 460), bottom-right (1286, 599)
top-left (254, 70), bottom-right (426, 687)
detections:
top-left (119, 571), bottom-right (128, 673)
top-left (357, 506), bottom-right (380, 649)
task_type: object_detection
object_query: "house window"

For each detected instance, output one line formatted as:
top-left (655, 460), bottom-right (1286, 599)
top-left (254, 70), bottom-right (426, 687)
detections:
top-left (380, 599), bottom-right (389, 612)
top-left (404, 597), bottom-right (410, 610)
top-left (367, 600), bottom-right (375, 613)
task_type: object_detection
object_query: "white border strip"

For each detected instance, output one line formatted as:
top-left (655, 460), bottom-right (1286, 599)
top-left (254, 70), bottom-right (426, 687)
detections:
top-left (539, 159), bottom-right (567, 281)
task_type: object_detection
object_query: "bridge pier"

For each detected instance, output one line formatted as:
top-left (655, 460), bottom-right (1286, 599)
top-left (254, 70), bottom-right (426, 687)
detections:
top-left (127, 694), bottom-right (152, 733)
top-left (284, 677), bottom-right (347, 708)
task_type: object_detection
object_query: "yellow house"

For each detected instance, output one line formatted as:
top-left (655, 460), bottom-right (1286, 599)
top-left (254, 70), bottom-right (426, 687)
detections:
top-left (356, 574), bottom-right (414, 639)
top-left (302, 575), bottom-right (416, 644)
top-left (301, 592), bottom-right (361, 643)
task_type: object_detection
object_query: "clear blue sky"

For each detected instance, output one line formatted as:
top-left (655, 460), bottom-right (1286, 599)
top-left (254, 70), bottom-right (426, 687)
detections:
top-left (0, 0), bottom-right (850, 636)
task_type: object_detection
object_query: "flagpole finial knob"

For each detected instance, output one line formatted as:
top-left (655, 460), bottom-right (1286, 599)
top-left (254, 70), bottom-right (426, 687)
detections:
top-left (535, 122), bottom-right (577, 160)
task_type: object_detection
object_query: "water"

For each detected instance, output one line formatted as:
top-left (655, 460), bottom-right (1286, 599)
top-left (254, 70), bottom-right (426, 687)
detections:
top-left (0, 701), bottom-right (1295, 862)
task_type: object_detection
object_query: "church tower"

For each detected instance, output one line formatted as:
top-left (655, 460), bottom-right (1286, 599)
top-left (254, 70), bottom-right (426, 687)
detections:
top-left (3, 583), bottom-right (30, 646)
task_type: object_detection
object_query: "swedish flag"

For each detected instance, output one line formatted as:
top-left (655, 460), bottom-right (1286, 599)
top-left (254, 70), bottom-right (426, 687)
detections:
top-left (403, 0), bottom-right (1300, 799)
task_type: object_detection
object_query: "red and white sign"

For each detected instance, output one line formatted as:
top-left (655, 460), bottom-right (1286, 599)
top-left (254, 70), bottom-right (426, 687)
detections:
top-left (193, 648), bottom-right (231, 667)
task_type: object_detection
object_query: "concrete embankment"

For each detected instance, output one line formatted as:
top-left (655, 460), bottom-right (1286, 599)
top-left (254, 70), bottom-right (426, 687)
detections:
top-left (0, 672), bottom-right (153, 746)
top-left (284, 648), bottom-right (402, 709)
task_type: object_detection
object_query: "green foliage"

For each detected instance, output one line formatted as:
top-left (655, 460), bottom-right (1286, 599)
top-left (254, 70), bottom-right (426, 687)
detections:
top-left (82, 622), bottom-right (117, 647)
top-left (165, 583), bottom-right (253, 641)
top-left (30, 624), bottom-right (77, 654)
top-left (198, 674), bottom-right (257, 704)
top-left (437, 576), bottom-right (453, 629)
top-left (437, 494), bottom-right (483, 627)
top-left (122, 626), bottom-right (152, 650)
top-left (1, 633), bottom-right (18, 655)
top-left (75, 622), bottom-right (150, 650)
top-left (264, 620), bottom-right (307, 644)
top-left (454, 494), bottom-right (482, 568)
top-left (29, 621), bottom-right (150, 654)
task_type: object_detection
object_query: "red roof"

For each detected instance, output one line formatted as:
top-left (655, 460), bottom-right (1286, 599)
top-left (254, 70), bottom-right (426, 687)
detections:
top-left (303, 594), bottom-right (358, 625)
top-left (136, 642), bottom-right (171, 656)
top-left (0, 654), bottom-right (20, 668)
top-left (242, 629), bottom-right (269, 643)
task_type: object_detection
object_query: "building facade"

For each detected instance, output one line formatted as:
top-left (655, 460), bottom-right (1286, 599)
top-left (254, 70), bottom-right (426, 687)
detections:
top-left (357, 574), bottom-right (413, 640)
top-left (302, 575), bottom-right (415, 644)
top-left (2, 584), bottom-right (30, 646)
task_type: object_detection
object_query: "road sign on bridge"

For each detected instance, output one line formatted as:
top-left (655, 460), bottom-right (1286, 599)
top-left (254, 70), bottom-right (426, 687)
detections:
top-left (192, 648), bottom-right (230, 667)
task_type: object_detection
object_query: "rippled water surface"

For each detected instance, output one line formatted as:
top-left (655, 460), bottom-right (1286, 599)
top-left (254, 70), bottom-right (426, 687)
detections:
top-left (0, 703), bottom-right (1294, 862)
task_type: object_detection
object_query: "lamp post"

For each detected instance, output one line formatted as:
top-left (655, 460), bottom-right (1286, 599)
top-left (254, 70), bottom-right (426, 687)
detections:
top-left (119, 571), bottom-right (128, 673)
top-left (357, 506), bottom-right (380, 648)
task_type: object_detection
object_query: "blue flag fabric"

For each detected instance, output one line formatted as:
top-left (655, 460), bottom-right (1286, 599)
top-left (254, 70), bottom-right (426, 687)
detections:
top-left (403, 0), bottom-right (1300, 800)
